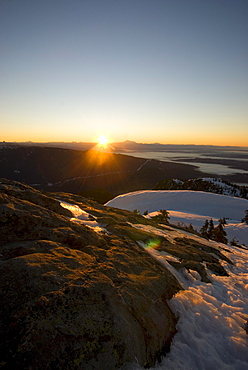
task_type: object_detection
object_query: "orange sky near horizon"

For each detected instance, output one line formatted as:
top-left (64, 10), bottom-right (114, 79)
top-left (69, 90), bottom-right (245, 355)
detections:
top-left (1, 123), bottom-right (247, 147)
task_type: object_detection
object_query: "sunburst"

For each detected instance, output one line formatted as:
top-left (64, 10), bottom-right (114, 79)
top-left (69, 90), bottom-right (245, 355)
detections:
top-left (97, 135), bottom-right (109, 148)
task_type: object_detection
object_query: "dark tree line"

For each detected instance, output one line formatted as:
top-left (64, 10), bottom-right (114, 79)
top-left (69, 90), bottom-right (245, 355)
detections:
top-left (136, 207), bottom-right (248, 245)
top-left (154, 178), bottom-right (248, 200)
top-left (151, 209), bottom-right (170, 224)
top-left (242, 210), bottom-right (248, 224)
top-left (200, 218), bottom-right (227, 244)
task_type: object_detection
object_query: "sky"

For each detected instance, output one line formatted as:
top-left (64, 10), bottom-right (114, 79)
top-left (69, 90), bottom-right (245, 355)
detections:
top-left (0, 0), bottom-right (247, 146)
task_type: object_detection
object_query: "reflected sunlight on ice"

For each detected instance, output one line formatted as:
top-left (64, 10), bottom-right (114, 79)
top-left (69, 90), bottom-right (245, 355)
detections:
top-left (60, 201), bottom-right (107, 233)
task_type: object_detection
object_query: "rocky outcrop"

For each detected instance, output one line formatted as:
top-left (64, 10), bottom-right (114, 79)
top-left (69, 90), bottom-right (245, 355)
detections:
top-left (0, 179), bottom-right (181, 369)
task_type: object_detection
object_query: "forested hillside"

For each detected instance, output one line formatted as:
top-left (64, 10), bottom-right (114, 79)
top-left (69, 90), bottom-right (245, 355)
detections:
top-left (154, 178), bottom-right (248, 199)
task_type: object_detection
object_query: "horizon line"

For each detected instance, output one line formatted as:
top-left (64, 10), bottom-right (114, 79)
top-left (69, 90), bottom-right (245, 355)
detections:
top-left (1, 141), bottom-right (248, 149)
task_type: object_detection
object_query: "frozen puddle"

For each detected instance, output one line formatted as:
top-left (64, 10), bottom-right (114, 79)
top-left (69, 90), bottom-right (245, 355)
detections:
top-left (60, 201), bottom-right (107, 233)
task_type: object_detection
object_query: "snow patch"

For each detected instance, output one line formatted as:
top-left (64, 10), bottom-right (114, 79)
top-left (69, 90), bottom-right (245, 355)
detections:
top-left (60, 201), bottom-right (107, 233)
top-left (106, 190), bottom-right (248, 245)
top-left (106, 190), bottom-right (248, 369)
top-left (131, 224), bottom-right (248, 370)
top-left (105, 190), bottom-right (248, 221)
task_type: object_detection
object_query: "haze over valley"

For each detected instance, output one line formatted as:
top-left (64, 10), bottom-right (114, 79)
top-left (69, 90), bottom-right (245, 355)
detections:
top-left (1, 142), bottom-right (248, 189)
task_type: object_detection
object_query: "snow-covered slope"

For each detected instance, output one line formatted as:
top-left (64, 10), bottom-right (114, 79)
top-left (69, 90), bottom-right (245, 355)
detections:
top-left (59, 192), bottom-right (248, 370)
top-left (129, 228), bottom-right (248, 370)
top-left (106, 190), bottom-right (247, 221)
top-left (106, 190), bottom-right (248, 250)
top-left (106, 190), bottom-right (248, 369)
top-left (201, 177), bottom-right (247, 198)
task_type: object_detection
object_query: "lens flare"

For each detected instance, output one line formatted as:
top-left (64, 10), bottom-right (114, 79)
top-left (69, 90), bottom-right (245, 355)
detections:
top-left (144, 238), bottom-right (161, 250)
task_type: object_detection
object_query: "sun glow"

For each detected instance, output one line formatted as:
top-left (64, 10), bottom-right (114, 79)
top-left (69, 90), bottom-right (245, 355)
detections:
top-left (97, 135), bottom-right (109, 148)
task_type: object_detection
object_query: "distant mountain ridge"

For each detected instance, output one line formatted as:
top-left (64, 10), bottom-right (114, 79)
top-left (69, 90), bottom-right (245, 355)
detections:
top-left (0, 145), bottom-right (206, 197)
top-left (1, 145), bottom-right (247, 201)
top-left (1, 140), bottom-right (248, 153)
top-left (2, 141), bottom-right (248, 186)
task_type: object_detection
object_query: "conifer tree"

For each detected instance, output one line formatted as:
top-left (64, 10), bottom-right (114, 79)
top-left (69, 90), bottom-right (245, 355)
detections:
top-left (207, 218), bottom-right (215, 239)
top-left (186, 223), bottom-right (195, 233)
top-left (160, 209), bottom-right (170, 223)
top-left (230, 238), bottom-right (238, 246)
top-left (242, 210), bottom-right (248, 224)
top-left (213, 222), bottom-right (227, 244)
top-left (152, 209), bottom-right (170, 224)
top-left (200, 219), bottom-right (209, 238)
top-left (218, 217), bottom-right (227, 225)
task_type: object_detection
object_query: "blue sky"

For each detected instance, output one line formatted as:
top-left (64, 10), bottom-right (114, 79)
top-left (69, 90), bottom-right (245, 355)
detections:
top-left (1, 0), bottom-right (247, 145)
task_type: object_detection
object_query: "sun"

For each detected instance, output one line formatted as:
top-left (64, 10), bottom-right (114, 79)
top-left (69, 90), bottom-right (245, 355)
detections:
top-left (97, 135), bottom-right (109, 148)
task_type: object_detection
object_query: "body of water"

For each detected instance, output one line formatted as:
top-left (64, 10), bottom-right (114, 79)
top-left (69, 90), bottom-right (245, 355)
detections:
top-left (116, 150), bottom-right (248, 185)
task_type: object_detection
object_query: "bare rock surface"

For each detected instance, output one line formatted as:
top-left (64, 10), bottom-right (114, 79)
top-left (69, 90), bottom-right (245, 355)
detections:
top-left (0, 179), bottom-right (232, 369)
top-left (0, 179), bottom-right (181, 369)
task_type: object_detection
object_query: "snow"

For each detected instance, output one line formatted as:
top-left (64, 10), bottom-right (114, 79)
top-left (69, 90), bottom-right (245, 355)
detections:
top-left (105, 190), bottom-right (248, 369)
top-left (106, 190), bottom-right (248, 246)
top-left (105, 190), bottom-right (248, 222)
top-left (201, 178), bottom-right (247, 198)
top-left (60, 201), bottom-right (107, 233)
top-left (137, 159), bottom-right (150, 171)
top-left (130, 225), bottom-right (248, 370)
top-left (152, 210), bottom-right (248, 246)
top-left (173, 179), bottom-right (183, 185)
top-left (59, 192), bottom-right (248, 369)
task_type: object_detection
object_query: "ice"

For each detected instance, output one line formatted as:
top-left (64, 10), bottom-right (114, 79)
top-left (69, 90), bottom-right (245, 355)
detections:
top-left (60, 201), bottom-right (107, 233)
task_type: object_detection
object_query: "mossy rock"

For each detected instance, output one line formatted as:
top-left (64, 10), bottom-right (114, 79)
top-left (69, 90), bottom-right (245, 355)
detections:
top-left (0, 179), bottom-right (182, 369)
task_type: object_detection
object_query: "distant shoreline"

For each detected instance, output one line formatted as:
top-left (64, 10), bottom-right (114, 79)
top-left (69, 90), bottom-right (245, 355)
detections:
top-left (1, 142), bottom-right (248, 186)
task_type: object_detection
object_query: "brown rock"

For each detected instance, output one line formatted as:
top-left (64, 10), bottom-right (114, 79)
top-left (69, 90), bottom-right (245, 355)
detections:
top-left (0, 179), bottom-right (181, 369)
